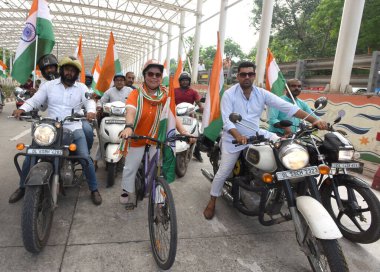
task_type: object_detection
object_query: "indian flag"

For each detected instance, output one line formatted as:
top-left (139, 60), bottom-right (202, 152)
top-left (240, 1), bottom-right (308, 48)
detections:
top-left (96, 31), bottom-right (121, 96)
top-left (202, 32), bottom-right (224, 142)
top-left (162, 59), bottom-right (169, 87)
top-left (11, 0), bottom-right (55, 84)
top-left (265, 48), bottom-right (286, 96)
top-left (91, 55), bottom-right (102, 96)
top-left (74, 34), bottom-right (85, 83)
top-left (0, 60), bottom-right (7, 78)
top-left (158, 76), bottom-right (176, 183)
top-left (172, 58), bottom-right (183, 89)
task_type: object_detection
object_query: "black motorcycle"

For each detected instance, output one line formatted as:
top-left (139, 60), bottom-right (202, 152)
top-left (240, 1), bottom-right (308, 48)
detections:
top-left (301, 108), bottom-right (380, 244)
top-left (13, 111), bottom-right (89, 253)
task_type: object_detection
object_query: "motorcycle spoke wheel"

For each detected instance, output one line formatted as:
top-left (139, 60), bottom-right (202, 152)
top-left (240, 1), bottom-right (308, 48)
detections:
top-left (148, 177), bottom-right (177, 270)
top-left (22, 185), bottom-right (54, 253)
top-left (298, 212), bottom-right (348, 272)
top-left (321, 180), bottom-right (380, 243)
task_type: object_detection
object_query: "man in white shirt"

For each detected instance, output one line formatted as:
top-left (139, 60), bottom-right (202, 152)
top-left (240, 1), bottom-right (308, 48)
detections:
top-left (99, 73), bottom-right (132, 105)
top-left (10, 56), bottom-right (102, 205)
top-left (198, 59), bottom-right (206, 71)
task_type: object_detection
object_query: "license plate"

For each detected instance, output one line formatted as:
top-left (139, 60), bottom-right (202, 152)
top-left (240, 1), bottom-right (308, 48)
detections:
top-left (276, 166), bottom-right (319, 180)
top-left (105, 119), bottom-right (126, 125)
top-left (331, 162), bottom-right (360, 168)
top-left (182, 117), bottom-right (192, 126)
top-left (27, 148), bottom-right (63, 156)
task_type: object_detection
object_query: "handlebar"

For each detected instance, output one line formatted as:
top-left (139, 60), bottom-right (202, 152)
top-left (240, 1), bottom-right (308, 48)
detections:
top-left (232, 135), bottom-right (266, 145)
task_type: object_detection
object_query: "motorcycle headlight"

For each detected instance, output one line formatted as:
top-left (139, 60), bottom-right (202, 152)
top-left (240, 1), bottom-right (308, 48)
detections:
top-left (33, 124), bottom-right (57, 146)
top-left (338, 148), bottom-right (355, 161)
top-left (111, 107), bottom-right (125, 116)
top-left (279, 143), bottom-right (309, 170)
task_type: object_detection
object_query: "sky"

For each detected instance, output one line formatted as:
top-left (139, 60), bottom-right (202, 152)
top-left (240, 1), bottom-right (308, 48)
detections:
top-left (166, 0), bottom-right (259, 60)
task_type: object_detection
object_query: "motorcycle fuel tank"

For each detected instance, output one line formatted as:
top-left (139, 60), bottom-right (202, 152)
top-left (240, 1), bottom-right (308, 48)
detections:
top-left (244, 144), bottom-right (277, 172)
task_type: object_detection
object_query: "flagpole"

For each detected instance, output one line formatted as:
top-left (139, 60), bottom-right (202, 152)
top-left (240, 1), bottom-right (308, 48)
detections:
top-left (33, 35), bottom-right (39, 88)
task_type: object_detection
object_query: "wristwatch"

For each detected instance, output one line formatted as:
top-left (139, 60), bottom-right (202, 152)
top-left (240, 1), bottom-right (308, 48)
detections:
top-left (124, 123), bottom-right (134, 131)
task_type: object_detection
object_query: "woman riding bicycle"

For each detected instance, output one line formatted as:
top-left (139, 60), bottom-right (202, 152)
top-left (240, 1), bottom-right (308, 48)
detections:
top-left (119, 59), bottom-right (193, 208)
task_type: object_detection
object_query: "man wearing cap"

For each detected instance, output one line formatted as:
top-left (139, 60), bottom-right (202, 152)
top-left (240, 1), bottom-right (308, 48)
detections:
top-left (98, 73), bottom-right (133, 106)
top-left (11, 56), bottom-right (102, 205)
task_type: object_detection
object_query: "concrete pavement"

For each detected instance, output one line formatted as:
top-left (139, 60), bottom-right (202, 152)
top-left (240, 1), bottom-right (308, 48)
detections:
top-left (1, 102), bottom-right (380, 272)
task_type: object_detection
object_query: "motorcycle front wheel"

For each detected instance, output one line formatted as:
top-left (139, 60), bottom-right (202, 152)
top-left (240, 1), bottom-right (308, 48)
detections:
top-left (297, 212), bottom-right (348, 272)
top-left (321, 179), bottom-right (380, 244)
top-left (175, 152), bottom-right (187, 178)
top-left (21, 185), bottom-right (54, 253)
top-left (106, 162), bottom-right (115, 187)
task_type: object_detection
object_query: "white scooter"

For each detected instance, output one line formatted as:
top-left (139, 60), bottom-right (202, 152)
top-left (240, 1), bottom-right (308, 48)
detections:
top-left (98, 101), bottom-right (126, 187)
top-left (175, 102), bottom-right (200, 177)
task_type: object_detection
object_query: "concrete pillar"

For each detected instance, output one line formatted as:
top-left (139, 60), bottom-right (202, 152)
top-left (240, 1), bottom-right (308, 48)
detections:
top-left (255, 0), bottom-right (274, 87)
top-left (191, 0), bottom-right (203, 84)
top-left (178, 11), bottom-right (186, 60)
top-left (158, 33), bottom-right (163, 63)
top-left (218, 0), bottom-right (228, 57)
top-left (330, 0), bottom-right (365, 93)
top-left (151, 41), bottom-right (155, 60)
top-left (10, 53), bottom-right (13, 73)
top-left (166, 24), bottom-right (172, 74)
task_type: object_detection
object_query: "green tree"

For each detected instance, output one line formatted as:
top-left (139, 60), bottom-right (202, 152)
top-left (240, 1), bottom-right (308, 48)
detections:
top-left (200, 46), bottom-right (216, 70)
top-left (224, 38), bottom-right (245, 60)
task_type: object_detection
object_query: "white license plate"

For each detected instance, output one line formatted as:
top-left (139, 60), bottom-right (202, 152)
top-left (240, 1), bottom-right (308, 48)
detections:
top-left (105, 120), bottom-right (126, 124)
top-left (182, 117), bottom-right (192, 126)
top-left (27, 148), bottom-right (63, 156)
top-left (276, 166), bottom-right (319, 180)
top-left (331, 162), bottom-right (360, 168)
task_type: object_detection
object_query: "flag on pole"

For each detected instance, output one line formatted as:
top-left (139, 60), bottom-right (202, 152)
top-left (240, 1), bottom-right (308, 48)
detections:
top-left (96, 32), bottom-right (121, 96)
top-left (172, 58), bottom-right (183, 89)
top-left (0, 60), bottom-right (7, 78)
top-left (11, 0), bottom-right (55, 84)
top-left (91, 55), bottom-right (102, 96)
top-left (162, 59), bottom-right (169, 87)
top-left (265, 48), bottom-right (286, 96)
top-left (158, 76), bottom-right (176, 183)
top-left (74, 34), bottom-right (85, 83)
top-left (202, 32), bottom-right (224, 142)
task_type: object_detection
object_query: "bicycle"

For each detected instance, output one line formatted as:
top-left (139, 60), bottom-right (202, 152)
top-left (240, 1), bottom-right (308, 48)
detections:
top-left (128, 134), bottom-right (192, 270)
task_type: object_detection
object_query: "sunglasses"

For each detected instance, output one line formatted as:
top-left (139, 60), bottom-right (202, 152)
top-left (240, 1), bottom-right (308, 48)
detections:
top-left (239, 72), bottom-right (256, 78)
top-left (146, 71), bottom-right (162, 78)
top-left (290, 84), bottom-right (302, 88)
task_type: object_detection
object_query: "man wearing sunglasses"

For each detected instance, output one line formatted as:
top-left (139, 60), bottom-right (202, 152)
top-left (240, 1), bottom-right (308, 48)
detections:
top-left (268, 78), bottom-right (318, 136)
top-left (203, 61), bottom-right (328, 220)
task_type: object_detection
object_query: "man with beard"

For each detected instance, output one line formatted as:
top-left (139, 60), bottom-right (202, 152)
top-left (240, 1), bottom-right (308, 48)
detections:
top-left (174, 71), bottom-right (204, 162)
top-left (202, 62), bottom-right (328, 220)
top-left (10, 56), bottom-right (102, 205)
top-left (268, 78), bottom-right (318, 136)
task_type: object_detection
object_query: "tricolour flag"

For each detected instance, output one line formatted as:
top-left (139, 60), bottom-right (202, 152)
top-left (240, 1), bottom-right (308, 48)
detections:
top-left (202, 32), bottom-right (224, 142)
top-left (96, 32), bottom-right (121, 96)
top-left (74, 34), bottom-right (85, 83)
top-left (172, 58), bottom-right (183, 89)
top-left (162, 59), bottom-right (169, 87)
top-left (158, 76), bottom-right (176, 183)
top-left (11, 0), bottom-right (55, 84)
top-left (91, 55), bottom-right (102, 96)
top-left (265, 48), bottom-right (286, 96)
top-left (0, 60), bottom-right (7, 78)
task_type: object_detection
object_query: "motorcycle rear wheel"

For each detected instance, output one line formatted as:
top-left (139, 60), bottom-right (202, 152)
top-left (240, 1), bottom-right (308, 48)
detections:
top-left (175, 152), bottom-right (187, 178)
top-left (21, 185), bottom-right (53, 253)
top-left (321, 181), bottom-right (380, 244)
top-left (297, 211), bottom-right (348, 272)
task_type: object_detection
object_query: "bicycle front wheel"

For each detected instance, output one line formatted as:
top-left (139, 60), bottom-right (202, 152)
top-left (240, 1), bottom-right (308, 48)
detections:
top-left (148, 177), bottom-right (177, 270)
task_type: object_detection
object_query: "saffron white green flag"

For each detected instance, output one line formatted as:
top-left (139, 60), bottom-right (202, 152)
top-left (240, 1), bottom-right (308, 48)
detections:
top-left (158, 78), bottom-right (176, 183)
top-left (11, 0), bottom-right (55, 84)
top-left (0, 60), bottom-right (7, 78)
top-left (162, 59), bottom-right (169, 87)
top-left (91, 55), bottom-right (102, 96)
top-left (265, 48), bottom-right (286, 96)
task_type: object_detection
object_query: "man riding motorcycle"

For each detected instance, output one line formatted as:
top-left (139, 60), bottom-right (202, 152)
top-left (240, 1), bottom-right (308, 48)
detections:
top-left (9, 56), bottom-right (102, 205)
top-left (174, 71), bottom-right (204, 162)
top-left (125, 71), bottom-right (137, 90)
top-left (203, 61), bottom-right (328, 220)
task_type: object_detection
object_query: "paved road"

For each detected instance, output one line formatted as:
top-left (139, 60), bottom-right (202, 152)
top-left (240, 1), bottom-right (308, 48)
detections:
top-left (1, 102), bottom-right (379, 271)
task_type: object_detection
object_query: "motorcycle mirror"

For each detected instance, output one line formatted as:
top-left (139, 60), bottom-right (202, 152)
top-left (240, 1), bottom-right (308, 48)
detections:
top-left (14, 87), bottom-right (25, 96)
top-left (314, 97), bottom-right (328, 110)
top-left (279, 120), bottom-right (292, 127)
top-left (229, 113), bottom-right (242, 123)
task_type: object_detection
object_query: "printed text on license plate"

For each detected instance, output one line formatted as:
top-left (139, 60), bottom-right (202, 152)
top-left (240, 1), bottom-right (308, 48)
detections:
top-left (276, 166), bottom-right (319, 180)
top-left (27, 149), bottom-right (63, 156)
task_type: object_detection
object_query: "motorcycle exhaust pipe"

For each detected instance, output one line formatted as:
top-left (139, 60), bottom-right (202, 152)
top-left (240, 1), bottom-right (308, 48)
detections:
top-left (201, 168), bottom-right (214, 183)
top-left (222, 187), bottom-right (234, 202)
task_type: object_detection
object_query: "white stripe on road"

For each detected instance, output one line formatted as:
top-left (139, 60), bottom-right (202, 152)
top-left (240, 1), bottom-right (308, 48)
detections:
top-left (10, 129), bottom-right (30, 141)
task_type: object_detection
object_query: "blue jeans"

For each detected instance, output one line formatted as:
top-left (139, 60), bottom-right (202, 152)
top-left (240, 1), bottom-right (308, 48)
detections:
top-left (19, 129), bottom-right (98, 191)
top-left (82, 120), bottom-right (94, 152)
